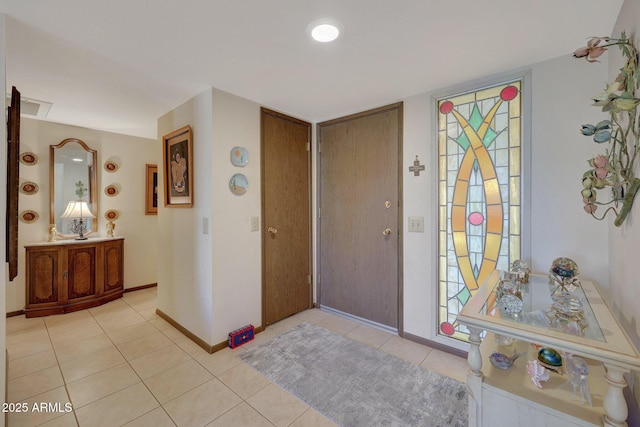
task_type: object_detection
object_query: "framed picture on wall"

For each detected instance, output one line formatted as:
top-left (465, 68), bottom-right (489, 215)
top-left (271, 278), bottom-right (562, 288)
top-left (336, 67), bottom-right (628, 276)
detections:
top-left (7, 86), bottom-right (21, 281)
top-left (162, 125), bottom-right (193, 207)
top-left (145, 164), bottom-right (158, 215)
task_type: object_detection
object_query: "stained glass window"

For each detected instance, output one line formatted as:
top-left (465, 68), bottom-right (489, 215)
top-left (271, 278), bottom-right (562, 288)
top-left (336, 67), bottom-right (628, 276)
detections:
top-left (437, 80), bottom-right (522, 342)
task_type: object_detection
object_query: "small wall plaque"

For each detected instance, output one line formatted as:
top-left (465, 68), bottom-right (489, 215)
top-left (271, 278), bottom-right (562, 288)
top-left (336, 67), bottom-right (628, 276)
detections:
top-left (409, 155), bottom-right (425, 176)
top-left (230, 146), bottom-right (249, 167)
top-left (229, 173), bottom-right (249, 195)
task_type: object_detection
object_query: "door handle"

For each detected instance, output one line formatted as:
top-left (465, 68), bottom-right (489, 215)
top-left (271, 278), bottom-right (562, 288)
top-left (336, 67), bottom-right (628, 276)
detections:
top-left (268, 226), bottom-right (278, 236)
top-left (383, 228), bottom-right (391, 236)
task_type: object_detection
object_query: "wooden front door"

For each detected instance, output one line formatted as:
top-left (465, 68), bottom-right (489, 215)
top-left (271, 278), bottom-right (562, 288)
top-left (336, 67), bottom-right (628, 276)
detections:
top-left (318, 103), bottom-right (402, 330)
top-left (261, 108), bottom-right (313, 326)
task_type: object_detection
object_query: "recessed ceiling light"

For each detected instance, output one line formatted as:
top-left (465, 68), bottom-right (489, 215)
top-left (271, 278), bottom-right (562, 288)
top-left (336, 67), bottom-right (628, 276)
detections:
top-left (308, 19), bottom-right (342, 43)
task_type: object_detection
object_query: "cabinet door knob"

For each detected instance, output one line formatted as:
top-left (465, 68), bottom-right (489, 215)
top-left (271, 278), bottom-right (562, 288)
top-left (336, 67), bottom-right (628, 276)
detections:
top-left (63, 271), bottom-right (68, 279)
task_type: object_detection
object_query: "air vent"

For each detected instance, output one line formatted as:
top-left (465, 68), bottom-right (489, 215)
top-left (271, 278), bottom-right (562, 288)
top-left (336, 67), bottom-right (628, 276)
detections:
top-left (5, 95), bottom-right (52, 119)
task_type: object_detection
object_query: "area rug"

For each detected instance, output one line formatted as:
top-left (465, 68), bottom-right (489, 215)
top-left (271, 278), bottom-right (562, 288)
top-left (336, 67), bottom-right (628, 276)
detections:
top-left (240, 322), bottom-right (467, 427)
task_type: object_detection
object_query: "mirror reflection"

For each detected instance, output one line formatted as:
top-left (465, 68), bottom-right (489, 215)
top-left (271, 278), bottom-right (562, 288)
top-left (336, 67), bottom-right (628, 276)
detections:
top-left (50, 138), bottom-right (98, 238)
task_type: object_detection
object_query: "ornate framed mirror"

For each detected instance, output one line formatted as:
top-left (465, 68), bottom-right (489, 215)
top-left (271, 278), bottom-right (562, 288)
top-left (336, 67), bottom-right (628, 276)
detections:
top-left (50, 138), bottom-right (98, 238)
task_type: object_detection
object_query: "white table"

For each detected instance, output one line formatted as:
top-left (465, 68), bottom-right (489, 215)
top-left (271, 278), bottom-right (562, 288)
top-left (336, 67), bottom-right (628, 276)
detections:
top-left (458, 270), bottom-right (640, 427)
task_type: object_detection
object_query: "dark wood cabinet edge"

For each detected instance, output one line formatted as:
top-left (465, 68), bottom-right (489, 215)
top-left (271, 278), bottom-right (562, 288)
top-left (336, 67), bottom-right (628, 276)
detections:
top-left (8, 284), bottom-right (156, 318)
top-left (24, 291), bottom-right (124, 318)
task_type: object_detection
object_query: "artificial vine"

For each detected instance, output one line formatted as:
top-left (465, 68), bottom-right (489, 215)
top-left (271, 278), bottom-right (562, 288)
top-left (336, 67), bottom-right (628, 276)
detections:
top-left (574, 32), bottom-right (640, 227)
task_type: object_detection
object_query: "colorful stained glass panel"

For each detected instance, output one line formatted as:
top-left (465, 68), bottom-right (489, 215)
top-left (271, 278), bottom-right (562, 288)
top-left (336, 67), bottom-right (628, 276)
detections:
top-left (437, 80), bottom-right (522, 342)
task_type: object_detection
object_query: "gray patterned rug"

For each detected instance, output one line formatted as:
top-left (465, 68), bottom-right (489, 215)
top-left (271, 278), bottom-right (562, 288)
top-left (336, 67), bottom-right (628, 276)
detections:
top-left (240, 322), bottom-right (467, 427)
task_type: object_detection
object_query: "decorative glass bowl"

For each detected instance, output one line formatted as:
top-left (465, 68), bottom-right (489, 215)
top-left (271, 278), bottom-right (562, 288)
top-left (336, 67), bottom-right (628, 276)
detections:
top-left (538, 347), bottom-right (563, 372)
top-left (499, 294), bottom-right (524, 315)
top-left (550, 257), bottom-right (579, 278)
top-left (549, 257), bottom-right (581, 294)
top-left (509, 260), bottom-right (531, 284)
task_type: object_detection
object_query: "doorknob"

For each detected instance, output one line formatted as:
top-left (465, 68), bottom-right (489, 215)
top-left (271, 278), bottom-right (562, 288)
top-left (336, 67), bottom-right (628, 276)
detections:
top-left (268, 226), bottom-right (278, 235)
top-left (383, 228), bottom-right (391, 236)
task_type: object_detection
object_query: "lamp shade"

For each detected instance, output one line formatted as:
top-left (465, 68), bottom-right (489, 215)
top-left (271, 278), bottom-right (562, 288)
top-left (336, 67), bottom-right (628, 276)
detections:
top-left (60, 201), bottom-right (96, 219)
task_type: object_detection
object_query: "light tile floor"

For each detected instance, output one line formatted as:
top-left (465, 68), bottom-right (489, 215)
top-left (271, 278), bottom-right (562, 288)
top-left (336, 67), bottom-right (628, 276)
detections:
top-left (5, 288), bottom-right (468, 426)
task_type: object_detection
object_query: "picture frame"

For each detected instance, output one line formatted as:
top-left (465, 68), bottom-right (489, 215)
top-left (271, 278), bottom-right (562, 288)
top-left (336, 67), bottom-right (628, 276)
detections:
top-left (162, 125), bottom-right (193, 207)
top-left (145, 164), bottom-right (158, 215)
top-left (7, 86), bottom-right (21, 281)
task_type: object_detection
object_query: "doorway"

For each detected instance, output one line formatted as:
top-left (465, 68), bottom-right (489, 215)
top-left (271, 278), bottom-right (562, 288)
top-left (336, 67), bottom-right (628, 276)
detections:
top-left (261, 108), bottom-right (313, 326)
top-left (317, 103), bottom-right (403, 331)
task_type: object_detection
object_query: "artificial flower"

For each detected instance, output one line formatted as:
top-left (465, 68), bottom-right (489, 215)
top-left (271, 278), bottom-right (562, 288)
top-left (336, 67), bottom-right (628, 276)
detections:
top-left (573, 38), bottom-right (607, 62)
top-left (574, 32), bottom-right (640, 226)
top-left (592, 155), bottom-right (608, 168)
top-left (580, 124), bottom-right (596, 136)
top-left (592, 83), bottom-right (620, 108)
top-left (593, 129), bottom-right (612, 143)
top-left (595, 167), bottom-right (609, 179)
top-left (592, 120), bottom-right (612, 142)
top-left (612, 95), bottom-right (640, 111)
top-left (581, 188), bottom-right (595, 199)
top-left (593, 177), bottom-right (607, 188)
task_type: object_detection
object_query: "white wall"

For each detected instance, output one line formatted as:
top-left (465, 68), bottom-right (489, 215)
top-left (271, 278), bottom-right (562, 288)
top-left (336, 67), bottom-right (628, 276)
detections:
top-left (157, 88), bottom-right (263, 347)
top-left (5, 118), bottom-right (158, 313)
top-left (402, 53), bottom-right (610, 343)
top-left (1, 13), bottom-right (8, 427)
top-left (609, 0), bottom-right (640, 344)
top-left (157, 89), bottom-right (215, 344)
top-left (210, 89), bottom-right (262, 343)
top-left (529, 56), bottom-right (610, 286)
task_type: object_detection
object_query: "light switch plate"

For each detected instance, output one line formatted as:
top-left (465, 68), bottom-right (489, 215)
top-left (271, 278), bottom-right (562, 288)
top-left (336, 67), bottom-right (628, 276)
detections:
top-left (251, 216), bottom-right (259, 232)
top-left (408, 216), bottom-right (424, 232)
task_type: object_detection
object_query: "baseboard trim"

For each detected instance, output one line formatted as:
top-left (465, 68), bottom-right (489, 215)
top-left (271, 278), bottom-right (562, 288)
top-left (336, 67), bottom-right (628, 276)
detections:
top-left (155, 309), bottom-right (215, 353)
top-left (401, 331), bottom-right (468, 359)
top-left (6, 310), bottom-right (25, 318)
top-left (155, 308), bottom-right (264, 354)
top-left (124, 283), bottom-right (157, 293)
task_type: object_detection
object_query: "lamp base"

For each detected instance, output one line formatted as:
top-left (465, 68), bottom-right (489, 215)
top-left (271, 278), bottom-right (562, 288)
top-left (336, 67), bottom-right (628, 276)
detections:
top-left (75, 236), bottom-right (88, 241)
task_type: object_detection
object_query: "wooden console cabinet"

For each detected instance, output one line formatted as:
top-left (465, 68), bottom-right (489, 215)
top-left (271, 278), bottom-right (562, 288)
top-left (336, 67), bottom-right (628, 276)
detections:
top-left (25, 237), bottom-right (124, 317)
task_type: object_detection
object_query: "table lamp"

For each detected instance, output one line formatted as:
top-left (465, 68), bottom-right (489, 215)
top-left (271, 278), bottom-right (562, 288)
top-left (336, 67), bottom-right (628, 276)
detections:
top-left (60, 201), bottom-right (96, 240)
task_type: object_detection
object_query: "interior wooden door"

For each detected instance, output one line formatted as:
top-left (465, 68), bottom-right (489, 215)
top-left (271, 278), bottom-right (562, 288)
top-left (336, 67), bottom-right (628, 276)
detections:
top-left (318, 103), bottom-right (402, 330)
top-left (262, 108), bottom-right (312, 326)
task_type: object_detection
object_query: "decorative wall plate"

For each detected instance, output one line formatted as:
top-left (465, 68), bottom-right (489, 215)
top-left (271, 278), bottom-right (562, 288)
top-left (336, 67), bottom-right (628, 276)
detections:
top-left (104, 160), bottom-right (119, 173)
top-left (19, 152), bottom-right (39, 165)
top-left (104, 185), bottom-right (119, 197)
top-left (19, 181), bottom-right (39, 195)
top-left (230, 146), bottom-right (249, 167)
top-left (104, 210), bottom-right (120, 221)
top-left (20, 210), bottom-right (39, 223)
top-left (229, 173), bottom-right (249, 195)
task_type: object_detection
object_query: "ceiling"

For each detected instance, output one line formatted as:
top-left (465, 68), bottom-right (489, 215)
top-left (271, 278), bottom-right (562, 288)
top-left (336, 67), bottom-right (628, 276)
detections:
top-left (2, 1), bottom-right (624, 140)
